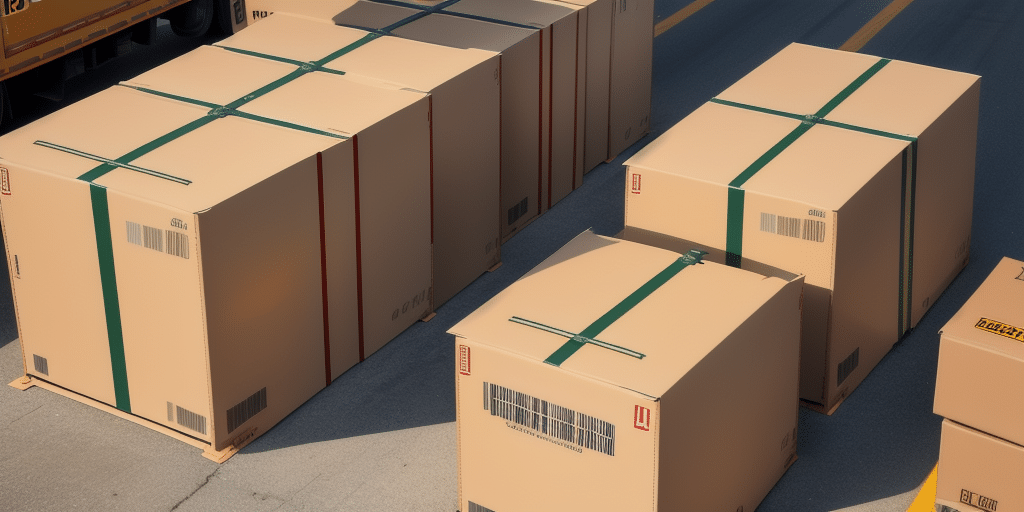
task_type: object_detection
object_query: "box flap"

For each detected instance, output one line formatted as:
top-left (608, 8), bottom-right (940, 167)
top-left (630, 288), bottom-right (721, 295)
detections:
top-left (448, 231), bottom-right (794, 398)
top-left (444, 0), bottom-right (578, 27)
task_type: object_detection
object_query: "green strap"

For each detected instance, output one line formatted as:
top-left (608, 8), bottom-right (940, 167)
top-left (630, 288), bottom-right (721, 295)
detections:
top-left (90, 184), bottom-right (131, 412)
top-left (215, 45), bottom-right (348, 76)
top-left (33, 141), bottom-right (192, 185)
top-left (536, 250), bottom-right (706, 367)
top-left (897, 141), bottom-right (917, 337)
top-left (720, 58), bottom-right (892, 269)
top-left (76, 116), bottom-right (218, 183)
top-left (509, 316), bottom-right (645, 360)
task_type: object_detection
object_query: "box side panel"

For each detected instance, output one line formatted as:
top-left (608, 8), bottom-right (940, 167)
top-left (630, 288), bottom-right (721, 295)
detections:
top-left (319, 142), bottom-right (361, 381)
top-left (623, 165), bottom-right (728, 250)
top-left (936, 420), bottom-right (1024, 512)
top-left (607, 0), bottom-right (653, 160)
top-left (547, 15), bottom-right (581, 209)
top-left (583, 0), bottom-right (612, 171)
top-left (0, 165), bottom-right (115, 405)
top-left (574, 8), bottom-right (588, 183)
top-left (935, 335), bottom-right (1024, 448)
top-left (106, 191), bottom-right (212, 442)
top-left (498, 34), bottom-right (543, 241)
top-left (824, 151), bottom-right (903, 410)
top-left (657, 276), bottom-right (801, 512)
top-left (430, 56), bottom-right (502, 308)
top-left (355, 99), bottom-right (433, 355)
top-left (201, 156), bottom-right (326, 451)
top-left (908, 80), bottom-right (979, 327)
top-left (456, 340), bottom-right (657, 512)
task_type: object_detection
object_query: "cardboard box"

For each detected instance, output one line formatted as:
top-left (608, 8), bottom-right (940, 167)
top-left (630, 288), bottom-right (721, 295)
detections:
top-left (558, 0), bottom-right (612, 172)
top-left (934, 257), bottom-right (1024, 447)
top-left (623, 43), bottom-right (979, 413)
top-left (936, 419), bottom-right (1024, 512)
top-left (216, 12), bottom-right (501, 308)
top-left (0, 58), bottom-right (431, 459)
top-left (449, 230), bottom-right (802, 512)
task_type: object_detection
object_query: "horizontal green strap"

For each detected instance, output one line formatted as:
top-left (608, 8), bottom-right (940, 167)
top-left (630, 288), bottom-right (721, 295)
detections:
top-left (214, 45), bottom-right (348, 76)
top-left (711, 98), bottom-right (917, 143)
top-left (119, 85), bottom-right (348, 140)
top-left (543, 250), bottom-right (706, 366)
top-left (76, 116), bottom-right (217, 182)
top-left (365, 0), bottom-right (541, 32)
top-left (509, 316), bottom-right (645, 359)
top-left (31, 141), bottom-right (192, 185)
top-left (709, 98), bottom-right (807, 121)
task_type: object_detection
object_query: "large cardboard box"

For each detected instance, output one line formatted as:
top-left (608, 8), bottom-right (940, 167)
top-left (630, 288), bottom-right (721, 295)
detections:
top-left (623, 43), bottom-right (979, 413)
top-left (216, 12), bottom-right (501, 309)
top-left (936, 419), bottom-right (1024, 512)
top-left (934, 257), bottom-right (1024, 447)
top-left (449, 231), bottom-right (802, 512)
top-left (0, 60), bottom-right (431, 459)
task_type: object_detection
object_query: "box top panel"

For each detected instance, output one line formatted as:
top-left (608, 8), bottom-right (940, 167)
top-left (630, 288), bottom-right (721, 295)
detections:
top-left (941, 257), bottom-right (1024, 361)
top-left (253, 0), bottom-right (361, 21)
top-left (332, 0), bottom-right (423, 30)
top-left (443, 0), bottom-right (579, 27)
top-left (624, 101), bottom-right (908, 210)
top-left (0, 86), bottom-right (340, 213)
top-left (393, 11), bottom-right (536, 52)
top-left (448, 231), bottom-right (796, 398)
top-left (218, 13), bottom-right (497, 92)
top-left (122, 45), bottom-right (428, 136)
top-left (717, 43), bottom-right (979, 137)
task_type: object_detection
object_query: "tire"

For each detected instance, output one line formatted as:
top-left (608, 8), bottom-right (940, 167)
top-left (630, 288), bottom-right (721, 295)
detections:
top-left (166, 0), bottom-right (215, 38)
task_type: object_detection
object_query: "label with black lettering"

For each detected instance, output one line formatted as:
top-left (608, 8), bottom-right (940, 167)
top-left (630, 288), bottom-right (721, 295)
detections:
top-left (961, 488), bottom-right (998, 512)
top-left (975, 318), bottom-right (1024, 343)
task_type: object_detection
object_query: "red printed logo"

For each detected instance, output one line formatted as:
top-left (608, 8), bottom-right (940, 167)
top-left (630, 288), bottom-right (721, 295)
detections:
top-left (1, 168), bottom-right (10, 195)
top-left (630, 173), bottom-right (641, 194)
top-left (459, 345), bottom-right (471, 376)
top-left (634, 405), bottom-right (650, 431)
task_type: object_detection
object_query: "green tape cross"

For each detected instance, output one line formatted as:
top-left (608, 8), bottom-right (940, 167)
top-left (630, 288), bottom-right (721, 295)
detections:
top-left (514, 249), bottom-right (705, 367)
top-left (711, 57), bottom-right (919, 338)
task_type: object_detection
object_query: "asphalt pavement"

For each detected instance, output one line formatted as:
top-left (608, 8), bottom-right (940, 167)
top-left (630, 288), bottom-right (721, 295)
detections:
top-left (2, 2), bottom-right (1023, 511)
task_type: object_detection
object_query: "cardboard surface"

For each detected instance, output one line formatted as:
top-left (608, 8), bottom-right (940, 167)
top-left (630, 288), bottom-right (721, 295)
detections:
top-left (623, 43), bottom-right (979, 413)
top-left (934, 257), bottom-right (1024, 447)
top-left (218, 13), bottom-right (502, 308)
top-left (936, 420), bottom-right (1023, 512)
top-left (450, 231), bottom-right (801, 511)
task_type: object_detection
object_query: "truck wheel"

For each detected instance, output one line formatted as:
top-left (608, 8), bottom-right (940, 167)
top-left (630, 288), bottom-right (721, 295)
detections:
top-left (166, 0), bottom-right (215, 38)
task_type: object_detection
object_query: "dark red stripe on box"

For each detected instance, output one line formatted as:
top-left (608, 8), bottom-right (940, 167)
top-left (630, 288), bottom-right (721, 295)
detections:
top-left (547, 26), bottom-right (554, 210)
top-left (537, 30), bottom-right (544, 216)
top-left (572, 14), bottom-right (580, 189)
top-left (317, 152), bottom-right (332, 386)
top-left (353, 136), bottom-right (366, 362)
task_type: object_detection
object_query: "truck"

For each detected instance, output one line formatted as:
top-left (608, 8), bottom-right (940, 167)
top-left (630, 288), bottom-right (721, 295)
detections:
top-left (0, 0), bottom-right (248, 128)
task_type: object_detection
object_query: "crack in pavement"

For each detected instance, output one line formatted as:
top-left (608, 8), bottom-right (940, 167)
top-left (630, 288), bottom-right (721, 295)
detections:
top-left (170, 466), bottom-right (221, 511)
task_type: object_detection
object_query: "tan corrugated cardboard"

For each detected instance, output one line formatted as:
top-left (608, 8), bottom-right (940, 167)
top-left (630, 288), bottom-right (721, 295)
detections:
top-left (0, 60), bottom-right (430, 459)
top-left (558, 0), bottom-right (613, 172)
top-left (936, 419), bottom-right (1024, 512)
top-left (606, 0), bottom-right (653, 161)
top-left (450, 230), bottom-right (801, 511)
top-left (216, 12), bottom-right (500, 308)
top-left (624, 43), bottom-right (979, 414)
top-left (934, 257), bottom-right (1024, 447)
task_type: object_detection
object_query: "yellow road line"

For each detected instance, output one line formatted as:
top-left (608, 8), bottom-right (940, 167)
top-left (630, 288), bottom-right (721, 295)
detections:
top-left (839, 0), bottom-right (916, 52)
top-left (906, 465), bottom-right (938, 512)
top-left (654, 0), bottom-right (715, 38)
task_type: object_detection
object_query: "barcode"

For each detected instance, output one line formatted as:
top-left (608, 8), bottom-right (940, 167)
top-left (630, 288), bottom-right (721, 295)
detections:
top-left (802, 219), bottom-right (826, 242)
top-left (468, 502), bottom-right (496, 512)
top-left (226, 387), bottom-right (267, 434)
top-left (165, 231), bottom-right (189, 259)
top-left (33, 354), bottom-right (49, 376)
top-left (484, 382), bottom-right (615, 456)
top-left (507, 197), bottom-right (529, 226)
top-left (759, 213), bottom-right (826, 243)
top-left (126, 221), bottom-right (189, 258)
top-left (176, 405), bottom-right (208, 435)
top-left (837, 347), bottom-right (859, 387)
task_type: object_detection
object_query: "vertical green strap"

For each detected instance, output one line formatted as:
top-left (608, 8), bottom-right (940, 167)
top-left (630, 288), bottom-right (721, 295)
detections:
top-left (544, 250), bottom-right (705, 366)
top-left (721, 58), bottom-right (890, 269)
top-left (90, 185), bottom-right (131, 412)
top-left (897, 141), bottom-right (917, 337)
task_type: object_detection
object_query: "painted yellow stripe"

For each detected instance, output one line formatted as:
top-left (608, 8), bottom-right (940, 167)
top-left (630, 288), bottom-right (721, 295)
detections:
top-left (654, 0), bottom-right (715, 38)
top-left (840, 0), bottom-right (916, 52)
top-left (906, 465), bottom-right (938, 512)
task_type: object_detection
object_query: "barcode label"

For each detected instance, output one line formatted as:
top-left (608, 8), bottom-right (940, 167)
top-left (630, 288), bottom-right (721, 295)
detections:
top-left (226, 387), bottom-right (267, 434)
top-left (837, 347), bottom-right (859, 387)
top-left (507, 197), bottom-right (529, 226)
top-left (165, 231), bottom-right (189, 259)
top-left (760, 213), bottom-right (826, 243)
top-left (176, 405), bottom-right (208, 435)
top-left (126, 221), bottom-right (189, 259)
top-left (468, 502), bottom-right (496, 512)
top-left (484, 382), bottom-right (615, 456)
top-left (33, 354), bottom-right (48, 375)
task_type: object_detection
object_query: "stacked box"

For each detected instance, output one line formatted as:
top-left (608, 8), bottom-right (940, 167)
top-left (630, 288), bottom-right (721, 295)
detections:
top-left (623, 42), bottom-right (980, 413)
top-left (0, 47), bottom-right (433, 459)
top-left (933, 257), bottom-right (1024, 512)
top-left (216, 12), bottom-right (501, 308)
top-left (449, 230), bottom-right (802, 512)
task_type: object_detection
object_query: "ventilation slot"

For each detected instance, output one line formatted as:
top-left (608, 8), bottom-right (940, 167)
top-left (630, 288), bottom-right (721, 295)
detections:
top-left (837, 347), bottom-right (860, 387)
top-left (175, 405), bottom-right (208, 435)
top-left (226, 387), bottom-right (267, 434)
top-left (33, 354), bottom-right (48, 375)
